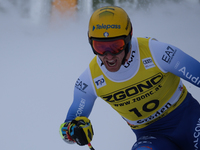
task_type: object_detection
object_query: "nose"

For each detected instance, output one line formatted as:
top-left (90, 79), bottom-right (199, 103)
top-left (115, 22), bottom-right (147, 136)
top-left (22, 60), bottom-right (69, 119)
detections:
top-left (104, 52), bottom-right (114, 59)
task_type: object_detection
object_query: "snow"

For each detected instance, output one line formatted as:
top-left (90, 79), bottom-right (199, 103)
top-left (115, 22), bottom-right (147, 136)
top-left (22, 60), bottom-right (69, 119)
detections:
top-left (0, 1), bottom-right (200, 150)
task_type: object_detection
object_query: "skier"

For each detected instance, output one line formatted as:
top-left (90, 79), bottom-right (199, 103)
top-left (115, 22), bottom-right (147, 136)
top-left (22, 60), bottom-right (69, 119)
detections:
top-left (59, 6), bottom-right (200, 150)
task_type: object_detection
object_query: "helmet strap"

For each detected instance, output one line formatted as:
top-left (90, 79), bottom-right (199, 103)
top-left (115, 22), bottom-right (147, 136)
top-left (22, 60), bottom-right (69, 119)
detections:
top-left (122, 42), bottom-right (131, 65)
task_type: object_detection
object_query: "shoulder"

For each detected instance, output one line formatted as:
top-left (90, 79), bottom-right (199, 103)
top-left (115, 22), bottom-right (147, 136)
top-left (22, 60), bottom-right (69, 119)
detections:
top-left (76, 66), bottom-right (97, 97)
top-left (149, 38), bottom-right (181, 63)
top-left (148, 38), bottom-right (185, 72)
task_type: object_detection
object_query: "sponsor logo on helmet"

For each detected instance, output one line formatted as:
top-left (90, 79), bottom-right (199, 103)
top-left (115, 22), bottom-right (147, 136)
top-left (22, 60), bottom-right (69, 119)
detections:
top-left (103, 32), bottom-right (109, 37)
top-left (93, 24), bottom-right (121, 31)
top-left (92, 26), bottom-right (95, 31)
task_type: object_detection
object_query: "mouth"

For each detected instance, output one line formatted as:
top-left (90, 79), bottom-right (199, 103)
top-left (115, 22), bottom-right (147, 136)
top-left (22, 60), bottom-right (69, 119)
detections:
top-left (106, 59), bottom-right (117, 67)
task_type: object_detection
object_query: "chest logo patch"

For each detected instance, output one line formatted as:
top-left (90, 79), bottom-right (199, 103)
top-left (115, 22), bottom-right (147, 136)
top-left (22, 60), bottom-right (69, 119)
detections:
top-left (142, 57), bottom-right (155, 69)
top-left (94, 75), bottom-right (106, 89)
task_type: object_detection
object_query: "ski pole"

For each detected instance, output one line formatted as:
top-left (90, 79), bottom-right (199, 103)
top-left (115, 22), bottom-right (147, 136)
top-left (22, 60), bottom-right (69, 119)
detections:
top-left (88, 143), bottom-right (95, 150)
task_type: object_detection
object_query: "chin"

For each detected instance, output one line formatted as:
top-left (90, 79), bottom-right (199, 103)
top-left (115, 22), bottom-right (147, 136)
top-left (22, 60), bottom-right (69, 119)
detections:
top-left (105, 65), bottom-right (121, 72)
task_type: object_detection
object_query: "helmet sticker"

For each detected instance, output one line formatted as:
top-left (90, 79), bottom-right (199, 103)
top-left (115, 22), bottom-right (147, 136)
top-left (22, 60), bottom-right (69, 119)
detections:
top-left (103, 32), bottom-right (109, 37)
top-left (92, 26), bottom-right (95, 31)
top-left (96, 24), bottom-right (121, 30)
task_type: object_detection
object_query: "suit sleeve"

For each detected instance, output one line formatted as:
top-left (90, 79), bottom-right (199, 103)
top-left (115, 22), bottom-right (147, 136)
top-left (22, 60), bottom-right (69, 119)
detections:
top-left (65, 67), bottom-right (97, 122)
top-left (150, 39), bottom-right (200, 87)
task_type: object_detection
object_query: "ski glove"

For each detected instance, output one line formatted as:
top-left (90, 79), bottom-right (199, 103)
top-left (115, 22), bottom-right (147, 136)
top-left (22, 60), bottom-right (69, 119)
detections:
top-left (59, 116), bottom-right (94, 146)
top-left (60, 121), bottom-right (75, 144)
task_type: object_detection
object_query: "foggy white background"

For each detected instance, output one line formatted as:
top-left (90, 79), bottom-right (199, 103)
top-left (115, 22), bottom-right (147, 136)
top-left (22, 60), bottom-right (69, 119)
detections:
top-left (0, 1), bottom-right (200, 150)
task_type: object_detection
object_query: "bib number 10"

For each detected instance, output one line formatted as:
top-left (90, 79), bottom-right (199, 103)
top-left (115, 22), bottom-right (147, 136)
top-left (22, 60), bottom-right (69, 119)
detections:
top-left (129, 100), bottom-right (159, 117)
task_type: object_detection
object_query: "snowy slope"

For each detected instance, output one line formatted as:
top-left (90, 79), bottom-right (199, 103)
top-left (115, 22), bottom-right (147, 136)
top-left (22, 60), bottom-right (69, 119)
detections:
top-left (0, 1), bottom-right (200, 150)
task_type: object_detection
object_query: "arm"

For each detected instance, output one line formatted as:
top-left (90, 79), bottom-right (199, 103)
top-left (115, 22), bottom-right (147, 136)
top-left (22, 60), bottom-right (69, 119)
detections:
top-left (60, 67), bottom-right (97, 145)
top-left (65, 67), bottom-right (97, 122)
top-left (150, 39), bottom-right (200, 87)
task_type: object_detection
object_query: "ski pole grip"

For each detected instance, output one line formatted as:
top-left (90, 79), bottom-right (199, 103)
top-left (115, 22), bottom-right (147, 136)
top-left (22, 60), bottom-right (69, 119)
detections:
top-left (88, 143), bottom-right (95, 150)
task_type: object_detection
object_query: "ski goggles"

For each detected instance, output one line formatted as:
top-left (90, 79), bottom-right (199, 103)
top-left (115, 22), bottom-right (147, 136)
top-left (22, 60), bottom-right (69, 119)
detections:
top-left (90, 36), bottom-right (130, 56)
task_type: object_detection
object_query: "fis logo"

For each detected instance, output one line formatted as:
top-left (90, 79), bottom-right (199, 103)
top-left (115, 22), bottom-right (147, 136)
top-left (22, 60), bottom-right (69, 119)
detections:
top-left (92, 24), bottom-right (121, 31)
top-left (94, 75), bottom-right (106, 89)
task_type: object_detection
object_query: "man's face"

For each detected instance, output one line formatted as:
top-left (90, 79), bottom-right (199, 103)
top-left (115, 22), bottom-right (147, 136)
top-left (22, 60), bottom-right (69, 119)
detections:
top-left (98, 50), bottom-right (125, 72)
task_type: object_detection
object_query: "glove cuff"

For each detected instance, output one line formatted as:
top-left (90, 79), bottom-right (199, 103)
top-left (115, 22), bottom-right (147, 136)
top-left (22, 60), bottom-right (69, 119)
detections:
top-left (60, 122), bottom-right (75, 144)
